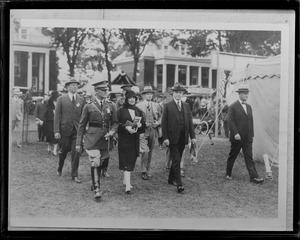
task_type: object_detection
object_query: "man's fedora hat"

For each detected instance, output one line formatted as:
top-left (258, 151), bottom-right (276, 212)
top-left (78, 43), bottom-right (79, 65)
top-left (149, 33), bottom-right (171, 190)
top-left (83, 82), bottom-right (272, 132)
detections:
top-left (13, 88), bottom-right (22, 95)
top-left (65, 77), bottom-right (80, 87)
top-left (141, 85), bottom-right (155, 94)
top-left (236, 84), bottom-right (250, 93)
top-left (92, 79), bottom-right (109, 91)
top-left (171, 82), bottom-right (187, 92)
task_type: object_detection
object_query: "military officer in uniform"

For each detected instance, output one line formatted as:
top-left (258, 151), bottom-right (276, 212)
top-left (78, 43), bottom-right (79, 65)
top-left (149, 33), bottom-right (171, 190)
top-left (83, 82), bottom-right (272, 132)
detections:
top-left (75, 80), bottom-right (118, 199)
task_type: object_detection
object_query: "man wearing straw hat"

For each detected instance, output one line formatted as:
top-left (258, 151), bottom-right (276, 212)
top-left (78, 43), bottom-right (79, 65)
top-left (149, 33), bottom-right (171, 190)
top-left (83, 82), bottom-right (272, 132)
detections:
top-left (75, 80), bottom-right (118, 199)
top-left (225, 84), bottom-right (264, 184)
top-left (136, 85), bottom-right (162, 180)
top-left (11, 88), bottom-right (24, 148)
top-left (54, 77), bottom-right (85, 183)
top-left (161, 83), bottom-right (196, 193)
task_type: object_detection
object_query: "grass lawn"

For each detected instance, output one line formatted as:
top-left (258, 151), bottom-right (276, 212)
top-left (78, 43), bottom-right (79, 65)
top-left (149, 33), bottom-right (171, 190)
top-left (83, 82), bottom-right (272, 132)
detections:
top-left (9, 129), bottom-right (278, 222)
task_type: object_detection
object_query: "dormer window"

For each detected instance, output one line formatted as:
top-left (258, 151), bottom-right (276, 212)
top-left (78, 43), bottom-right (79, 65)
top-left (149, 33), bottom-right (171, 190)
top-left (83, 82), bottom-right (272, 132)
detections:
top-left (19, 28), bottom-right (29, 41)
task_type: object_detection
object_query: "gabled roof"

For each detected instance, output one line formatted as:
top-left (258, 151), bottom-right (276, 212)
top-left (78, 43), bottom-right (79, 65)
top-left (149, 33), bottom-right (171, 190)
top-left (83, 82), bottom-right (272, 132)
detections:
top-left (111, 71), bottom-right (137, 86)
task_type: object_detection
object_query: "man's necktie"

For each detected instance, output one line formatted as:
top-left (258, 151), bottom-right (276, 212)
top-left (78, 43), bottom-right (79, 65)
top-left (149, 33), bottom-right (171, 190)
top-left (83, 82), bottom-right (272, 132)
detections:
top-left (147, 102), bottom-right (151, 111)
top-left (177, 101), bottom-right (181, 111)
top-left (242, 102), bottom-right (247, 114)
top-left (72, 95), bottom-right (76, 105)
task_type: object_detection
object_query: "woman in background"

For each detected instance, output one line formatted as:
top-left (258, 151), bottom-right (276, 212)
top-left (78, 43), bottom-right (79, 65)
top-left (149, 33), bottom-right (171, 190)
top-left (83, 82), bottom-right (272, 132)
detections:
top-left (45, 90), bottom-right (60, 156)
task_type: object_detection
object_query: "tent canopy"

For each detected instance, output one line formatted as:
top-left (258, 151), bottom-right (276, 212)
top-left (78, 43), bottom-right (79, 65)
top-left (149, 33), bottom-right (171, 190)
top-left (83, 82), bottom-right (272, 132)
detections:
top-left (111, 71), bottom-right (137, 86)
top-left (226, 55), bottom-right (280, 165)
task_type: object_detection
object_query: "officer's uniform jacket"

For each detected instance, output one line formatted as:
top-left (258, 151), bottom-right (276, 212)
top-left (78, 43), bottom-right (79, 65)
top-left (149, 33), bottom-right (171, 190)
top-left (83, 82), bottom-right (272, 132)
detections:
top-left (76, 98), bottom-right (118, 150)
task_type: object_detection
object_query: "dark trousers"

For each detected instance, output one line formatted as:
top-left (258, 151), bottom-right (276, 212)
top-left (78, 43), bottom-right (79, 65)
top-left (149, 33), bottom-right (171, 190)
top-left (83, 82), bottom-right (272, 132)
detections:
top-left (226, 141), bottom-right (258, 180)
top-left (168, 131), bottom-right (186, 186)
top-left (58, 128), bottom-right (80, 177)
top-left (223, 119), bottom-right (229, 138)
top-left (101, 158), bottom-right (109, 170)
top-left (38, 124), bottom-right (45, 141)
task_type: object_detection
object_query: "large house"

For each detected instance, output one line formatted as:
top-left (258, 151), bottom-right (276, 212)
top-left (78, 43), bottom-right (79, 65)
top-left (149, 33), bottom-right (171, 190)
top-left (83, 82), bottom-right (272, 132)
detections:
top-left (11, 19), bottom-right (56, 96)
top-left (112, 38), bottom-right (218, 94)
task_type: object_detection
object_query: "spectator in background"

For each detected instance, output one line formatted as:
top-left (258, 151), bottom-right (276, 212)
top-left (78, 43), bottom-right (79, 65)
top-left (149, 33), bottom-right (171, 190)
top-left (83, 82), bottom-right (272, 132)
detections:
top-left (116, 84), bottom-right (132, 109)
top-left (45, 90), bottom-right (60, 155)
top-left (156, 94), bottom-right (165, 149)
top-left (34, 94), bottom-right (49, 142)
top-left (221, 99), bottom-right (229, 138)
top-left (11, 88), bottom-right (24, 148)
top-left (192, 97), bottom-right (201, 118)
top-left (117, 90), bottom-right (146, 194)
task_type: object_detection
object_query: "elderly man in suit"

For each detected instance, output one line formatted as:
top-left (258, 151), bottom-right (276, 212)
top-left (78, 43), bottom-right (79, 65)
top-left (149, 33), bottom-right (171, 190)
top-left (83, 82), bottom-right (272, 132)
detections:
top-left (136, 85), bottom-right (162, 180)
top-left (54, 78), bottom-right (85, 183)
top-left (11, 88), bottom-right (24, 148)
top-left (226, 84), bottom-right (264, 184)
top-left (162, 83), bottom-right (196, 193)
top-left (34, 94), bottom-right (49, 142)
top-left (76, 80), bottom-right (118, 199)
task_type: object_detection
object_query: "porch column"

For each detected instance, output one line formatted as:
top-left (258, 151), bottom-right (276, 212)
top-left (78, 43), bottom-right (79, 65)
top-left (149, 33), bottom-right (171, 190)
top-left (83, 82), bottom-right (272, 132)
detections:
top-left (174, 64), bottom-right (179, 83)
top-left (198, 66), bottom-right (202, 86)
top-left (27, 52), bottom-right (32, 89)
top-left (186, 65), bottom-right (190, 86)
top-left (208, 68), bottom-right (212, 88)
top-left (45, 52), bottom-right (50, 93)
top-left (154, 64), bottom-right (157, 88)
top-left (162, 63), bottom-right (167, 93)
top-left (39, 54), bottom-right (44, 93)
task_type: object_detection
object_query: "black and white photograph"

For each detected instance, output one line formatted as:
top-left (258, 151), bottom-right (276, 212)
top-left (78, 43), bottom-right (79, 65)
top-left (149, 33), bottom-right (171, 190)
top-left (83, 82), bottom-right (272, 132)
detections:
top-left (6, 9), bottom-right (295, 232)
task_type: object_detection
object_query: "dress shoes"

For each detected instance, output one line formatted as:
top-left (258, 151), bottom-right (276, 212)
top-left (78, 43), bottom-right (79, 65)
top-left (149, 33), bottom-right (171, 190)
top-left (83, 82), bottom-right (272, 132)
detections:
top-left (177, 186), bottom-right (185, 193)
top-left (72, 177), bottom-right (82, 183)
top-left (250, 177), bottom-right (264, 184)
top-left (57, 171), bottom-right (62, 176)
top-left (102, 170), bottom-right (110, 178)
top-left (94, 190), bottom-right (102, 199)
top-left (142, 172), bottom-right (148, 180)
top-left (226, 175), bottom-right (232, 180)
top-left (147, 173), bottom-right (153, 178)
top-left (125, 190), bottom-right (132, 194)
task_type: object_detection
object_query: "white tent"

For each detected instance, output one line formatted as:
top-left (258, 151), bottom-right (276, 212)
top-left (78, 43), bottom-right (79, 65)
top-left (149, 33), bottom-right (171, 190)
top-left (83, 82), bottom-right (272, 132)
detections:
top-left (226, 55), bottom-right (280, 165)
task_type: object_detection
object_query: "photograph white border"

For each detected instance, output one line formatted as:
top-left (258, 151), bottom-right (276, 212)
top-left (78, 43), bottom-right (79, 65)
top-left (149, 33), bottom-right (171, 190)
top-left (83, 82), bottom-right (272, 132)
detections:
top-left (9, 9), bottom-right (295, 231)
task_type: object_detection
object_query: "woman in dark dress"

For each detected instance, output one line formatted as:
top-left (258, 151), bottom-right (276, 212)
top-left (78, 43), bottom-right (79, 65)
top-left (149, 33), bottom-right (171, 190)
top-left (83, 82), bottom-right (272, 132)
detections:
top-left (45, 90), bottom-right (60, 156)
top-left (117, 90), bottom-right (146, 194)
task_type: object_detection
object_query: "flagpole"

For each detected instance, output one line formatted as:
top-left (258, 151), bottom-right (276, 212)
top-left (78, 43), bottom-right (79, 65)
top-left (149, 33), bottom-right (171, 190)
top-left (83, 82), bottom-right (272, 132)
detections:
top-left (215, 51), bottom-right (220, 137)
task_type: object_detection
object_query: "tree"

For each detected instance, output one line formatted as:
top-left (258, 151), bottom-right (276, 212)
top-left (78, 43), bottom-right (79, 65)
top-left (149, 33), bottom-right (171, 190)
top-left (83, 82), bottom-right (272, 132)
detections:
top-left (42, 28), bottom-right (89, 77)
top-left (168, 29), bottom-right (216, 57)
top-left (217, 30), bottom-right (281, 56)
top-left (86, 28), bottom-right (119, 90)
top-left (118, 29), bottom-right (163, 82)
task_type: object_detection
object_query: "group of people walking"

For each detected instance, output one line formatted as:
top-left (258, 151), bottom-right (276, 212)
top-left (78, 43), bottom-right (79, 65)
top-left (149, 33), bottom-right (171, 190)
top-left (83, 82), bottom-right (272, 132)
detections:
top-left (11, 77), bottom-right (264, 201)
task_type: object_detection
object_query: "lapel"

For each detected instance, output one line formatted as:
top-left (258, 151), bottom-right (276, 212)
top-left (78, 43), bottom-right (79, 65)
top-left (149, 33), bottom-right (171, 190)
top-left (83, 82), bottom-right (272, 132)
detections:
top-left (93, 100), bottom-right (102, 112)
top-left (236, 100), bottom-right (247, 116)
top-left (171, 100), bottom-right (181, 124)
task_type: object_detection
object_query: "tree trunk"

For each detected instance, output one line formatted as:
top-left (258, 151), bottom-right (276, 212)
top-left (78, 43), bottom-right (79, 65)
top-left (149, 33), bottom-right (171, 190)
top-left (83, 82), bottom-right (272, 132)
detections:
top-left (69, 63), bottom-right (75, 77)
top-left (132, 56), bottom-right (139, 83)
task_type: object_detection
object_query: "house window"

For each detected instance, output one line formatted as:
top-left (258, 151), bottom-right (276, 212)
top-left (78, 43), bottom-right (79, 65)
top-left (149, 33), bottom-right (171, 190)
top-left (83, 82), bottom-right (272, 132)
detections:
top-left (19, 28), bottom-right (29, 41)
top-left (201, 67), bottom-right (209, 88)
top-left (190, 66), bottom-right (198, 85)
top-left (14, 52), bottom-right (21, 77)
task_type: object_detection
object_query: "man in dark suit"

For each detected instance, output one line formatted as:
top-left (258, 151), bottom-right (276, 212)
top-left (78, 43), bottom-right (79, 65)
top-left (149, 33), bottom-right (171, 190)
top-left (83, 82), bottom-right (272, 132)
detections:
top-left (226, 84), bottom-right (264, 184)
top-left (54, 78), bottom-right (85, 183)
top-left (76, 80), bottom-right (118, 199)
top-left (162, 83), bottom-right (196, 193)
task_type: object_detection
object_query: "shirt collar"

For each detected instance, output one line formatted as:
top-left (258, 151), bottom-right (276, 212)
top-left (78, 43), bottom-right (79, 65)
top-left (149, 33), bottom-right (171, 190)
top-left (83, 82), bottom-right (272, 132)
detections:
top-left (68, 92), bottom-right (77, 100)
top-left (238, 99), bottom-right (246, 105)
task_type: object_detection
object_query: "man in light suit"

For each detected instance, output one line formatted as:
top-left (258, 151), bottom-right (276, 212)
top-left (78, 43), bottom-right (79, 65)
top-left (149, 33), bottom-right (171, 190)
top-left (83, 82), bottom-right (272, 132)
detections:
top-left (54, 78), bottom-right (85, 183)
top-left (76, 80), bottom-right (118, 199)
top-left (11, 88), bottom-right (24, 148)
top-left (136, 86), bottom-right (162, 180)
top-left (162, 83), bottom-right (196, 193)
top-left (225, 84), bottom-right (264, 184)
